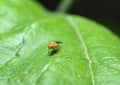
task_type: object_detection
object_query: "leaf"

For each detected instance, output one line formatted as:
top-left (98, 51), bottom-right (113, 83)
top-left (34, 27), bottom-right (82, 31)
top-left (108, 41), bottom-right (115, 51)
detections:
top-left (0, 0), bottom-right (120, 85)
top-left (0, 0), bottom-right (48, 34)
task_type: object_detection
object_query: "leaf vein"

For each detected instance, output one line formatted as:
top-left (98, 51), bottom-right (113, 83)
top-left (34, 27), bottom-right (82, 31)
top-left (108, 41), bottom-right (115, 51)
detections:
top-left (0, 24), bottom-right (33, 69)
top-left (66, 16), bottom-right (95, 85)
top-left (35, 62), bottom-right (51, 85)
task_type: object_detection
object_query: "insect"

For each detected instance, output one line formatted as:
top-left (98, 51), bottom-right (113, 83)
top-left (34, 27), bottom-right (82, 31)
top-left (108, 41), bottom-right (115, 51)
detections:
top-left (48, 41), bottom-right (62, 50)
top-left (48, 41), bottom-right (62, 56)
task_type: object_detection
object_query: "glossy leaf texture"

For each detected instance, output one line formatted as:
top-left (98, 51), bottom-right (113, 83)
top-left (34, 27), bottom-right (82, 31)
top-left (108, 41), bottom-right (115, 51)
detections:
top-left (0, 0), bottom-right (48, 34)
top-left (0, 0), bottom-right (120, 85)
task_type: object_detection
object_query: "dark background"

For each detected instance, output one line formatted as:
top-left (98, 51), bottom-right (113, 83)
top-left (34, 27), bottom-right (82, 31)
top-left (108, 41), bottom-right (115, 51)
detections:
top-left (37, 0), bottom-right (120, 37)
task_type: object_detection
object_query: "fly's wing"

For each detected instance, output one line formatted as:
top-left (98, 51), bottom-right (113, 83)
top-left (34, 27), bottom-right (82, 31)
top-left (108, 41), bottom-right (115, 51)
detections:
top-left (55, 41), bottom-right (62, 44)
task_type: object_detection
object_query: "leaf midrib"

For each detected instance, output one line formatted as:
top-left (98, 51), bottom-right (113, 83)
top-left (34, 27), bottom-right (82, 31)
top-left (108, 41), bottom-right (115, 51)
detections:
top-left (66, 16), bottom-right (95, 85)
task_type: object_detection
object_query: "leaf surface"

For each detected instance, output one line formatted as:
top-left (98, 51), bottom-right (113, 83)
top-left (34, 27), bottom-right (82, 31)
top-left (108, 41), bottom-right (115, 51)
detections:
top-left (0, 0), bottom-right (120, 85)
top-left (0, 0), bottom-right (48, 34)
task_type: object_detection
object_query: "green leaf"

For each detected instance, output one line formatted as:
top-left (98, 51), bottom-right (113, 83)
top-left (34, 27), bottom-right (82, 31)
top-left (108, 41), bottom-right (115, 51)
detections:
top-left (0, 0), bottom-right (48, 34)
top-left (0, 0), bottom-right (120, 85)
